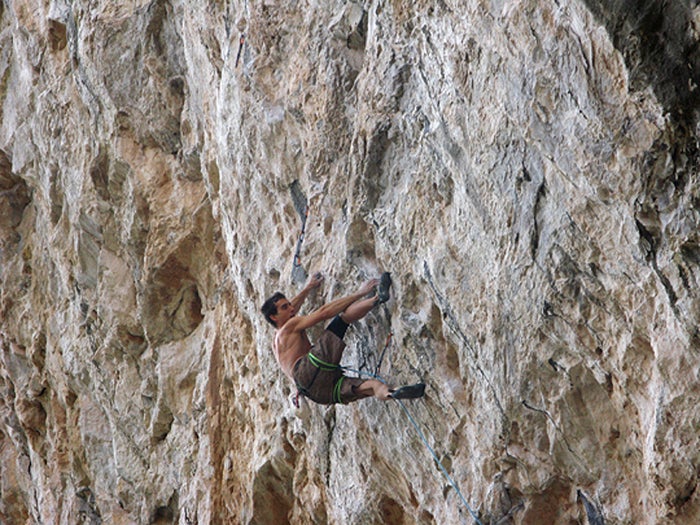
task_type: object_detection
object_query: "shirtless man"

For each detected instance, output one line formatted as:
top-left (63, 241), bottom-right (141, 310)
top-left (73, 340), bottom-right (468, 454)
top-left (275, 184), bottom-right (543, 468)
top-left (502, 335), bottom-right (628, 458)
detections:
top-left (261, 272), bottom-right (424, 405)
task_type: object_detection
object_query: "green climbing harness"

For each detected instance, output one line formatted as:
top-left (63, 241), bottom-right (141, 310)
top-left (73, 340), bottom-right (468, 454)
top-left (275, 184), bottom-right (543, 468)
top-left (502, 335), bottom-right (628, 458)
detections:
top-left (307, 352), bottom-right (338, 371)
top-left (296, 352), bottom-right (347, 405)
top-left (308, 352), bottom-right (347, 404)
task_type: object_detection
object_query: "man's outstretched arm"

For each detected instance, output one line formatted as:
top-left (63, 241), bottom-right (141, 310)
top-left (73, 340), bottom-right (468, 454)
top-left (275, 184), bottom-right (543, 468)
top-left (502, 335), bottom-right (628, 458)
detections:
top-left (288, 279), bottom-right (379, 332)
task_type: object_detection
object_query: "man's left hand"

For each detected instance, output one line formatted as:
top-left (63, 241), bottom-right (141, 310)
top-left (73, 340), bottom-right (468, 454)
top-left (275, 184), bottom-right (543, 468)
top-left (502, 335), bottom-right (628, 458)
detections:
top-left (308, 272), bottom-right (324, 289)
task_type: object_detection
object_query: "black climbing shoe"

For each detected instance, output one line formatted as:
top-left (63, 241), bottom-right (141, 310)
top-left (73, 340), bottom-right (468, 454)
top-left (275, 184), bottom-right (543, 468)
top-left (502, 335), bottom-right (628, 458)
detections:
top-left (376, 272), bottom-right (392, 304)
top-left (389, 383), bottom-right (425, 400)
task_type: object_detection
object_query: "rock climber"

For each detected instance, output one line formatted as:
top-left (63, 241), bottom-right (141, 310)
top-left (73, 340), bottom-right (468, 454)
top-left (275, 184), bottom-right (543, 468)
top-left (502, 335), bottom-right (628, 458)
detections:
top-left (261, 272), bottom-right (425, 405)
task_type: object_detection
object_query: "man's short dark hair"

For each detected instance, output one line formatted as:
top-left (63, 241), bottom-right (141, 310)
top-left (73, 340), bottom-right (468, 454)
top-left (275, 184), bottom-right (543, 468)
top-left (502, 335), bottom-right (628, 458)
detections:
top-left (261, 292), bottom-right (286, 327)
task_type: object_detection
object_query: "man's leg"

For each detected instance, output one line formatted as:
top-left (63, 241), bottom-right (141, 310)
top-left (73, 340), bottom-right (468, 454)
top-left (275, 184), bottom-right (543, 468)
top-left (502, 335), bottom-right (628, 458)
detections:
top-left (352, 379), bottom-right (391, 401)
top-left (340, 295), bottom-right (378, 324)
top-left (341, 272), bottom-right (391, 324)
top-left (322, 294), bottom-right (380, 363)
top-left (317, 296), bottom-right (378, 364)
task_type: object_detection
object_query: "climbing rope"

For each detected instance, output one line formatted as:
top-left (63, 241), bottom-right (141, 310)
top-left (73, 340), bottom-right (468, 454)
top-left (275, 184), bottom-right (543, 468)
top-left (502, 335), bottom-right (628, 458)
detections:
top-left (342, 365), bottom-right (483, 525)
top-left (393, 397), bottom-right (483, 525)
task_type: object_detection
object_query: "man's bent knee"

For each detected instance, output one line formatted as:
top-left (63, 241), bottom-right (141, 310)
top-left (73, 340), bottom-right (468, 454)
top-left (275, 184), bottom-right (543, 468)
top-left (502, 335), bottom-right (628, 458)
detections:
top-left (326, 315), bottom-right (349, 339)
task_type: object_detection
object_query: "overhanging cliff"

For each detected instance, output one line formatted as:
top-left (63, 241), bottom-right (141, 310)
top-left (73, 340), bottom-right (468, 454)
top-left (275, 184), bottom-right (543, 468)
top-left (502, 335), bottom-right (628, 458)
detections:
top-left (1, 1), bottom-right (699, 523)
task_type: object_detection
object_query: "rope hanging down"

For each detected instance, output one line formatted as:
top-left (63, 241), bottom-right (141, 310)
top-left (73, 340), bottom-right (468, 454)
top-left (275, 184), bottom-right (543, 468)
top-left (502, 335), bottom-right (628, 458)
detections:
top-left (343, 364), bottom-right (483, 525)
top-left (394, 397), bottom-right (483, 525)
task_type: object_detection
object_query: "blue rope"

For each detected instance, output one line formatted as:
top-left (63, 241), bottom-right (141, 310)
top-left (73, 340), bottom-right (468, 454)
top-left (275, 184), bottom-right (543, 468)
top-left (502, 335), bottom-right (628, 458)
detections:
top-left (342, 366), bottom-right (483, 525)
top-left (394, 398), bottom-right (483, 525)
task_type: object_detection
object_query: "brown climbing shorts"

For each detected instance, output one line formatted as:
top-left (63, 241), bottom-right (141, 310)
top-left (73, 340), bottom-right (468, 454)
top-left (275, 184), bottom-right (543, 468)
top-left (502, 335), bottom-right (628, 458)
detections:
top-left (292, 330), bottom-right (367, 405)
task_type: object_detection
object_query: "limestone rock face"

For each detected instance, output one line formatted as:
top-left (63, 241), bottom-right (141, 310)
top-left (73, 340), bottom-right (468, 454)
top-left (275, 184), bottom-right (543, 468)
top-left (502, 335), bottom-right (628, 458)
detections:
top-left (1, 0), bottom-right (699, 524)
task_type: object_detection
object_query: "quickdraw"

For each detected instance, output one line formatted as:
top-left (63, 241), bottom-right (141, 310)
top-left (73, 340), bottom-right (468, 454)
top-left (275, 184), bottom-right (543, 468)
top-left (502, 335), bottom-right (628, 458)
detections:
top-left (235, 34), bottom-right (245, 68)
top-left (292, 205), bottom-right (309, 271)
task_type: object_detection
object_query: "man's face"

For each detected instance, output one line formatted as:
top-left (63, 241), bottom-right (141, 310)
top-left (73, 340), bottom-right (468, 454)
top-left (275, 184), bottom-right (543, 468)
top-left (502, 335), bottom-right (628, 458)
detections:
top-left (271, 298), bottom-right (295, 327)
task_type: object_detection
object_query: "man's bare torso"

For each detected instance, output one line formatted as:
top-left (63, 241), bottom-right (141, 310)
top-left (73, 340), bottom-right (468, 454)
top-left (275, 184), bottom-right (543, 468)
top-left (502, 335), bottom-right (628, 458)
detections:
top-left (274, 326), bottom-right (313, 380)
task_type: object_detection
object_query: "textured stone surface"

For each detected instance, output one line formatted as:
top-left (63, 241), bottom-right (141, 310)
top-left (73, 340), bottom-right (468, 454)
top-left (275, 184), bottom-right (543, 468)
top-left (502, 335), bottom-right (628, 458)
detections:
top-left (1, 0), bottom-right (699, 524)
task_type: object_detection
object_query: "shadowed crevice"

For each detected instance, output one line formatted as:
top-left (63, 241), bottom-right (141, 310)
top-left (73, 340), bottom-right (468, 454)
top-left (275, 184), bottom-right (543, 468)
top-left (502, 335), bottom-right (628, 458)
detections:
top-left (580, 0), bottom-right (700, 130)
